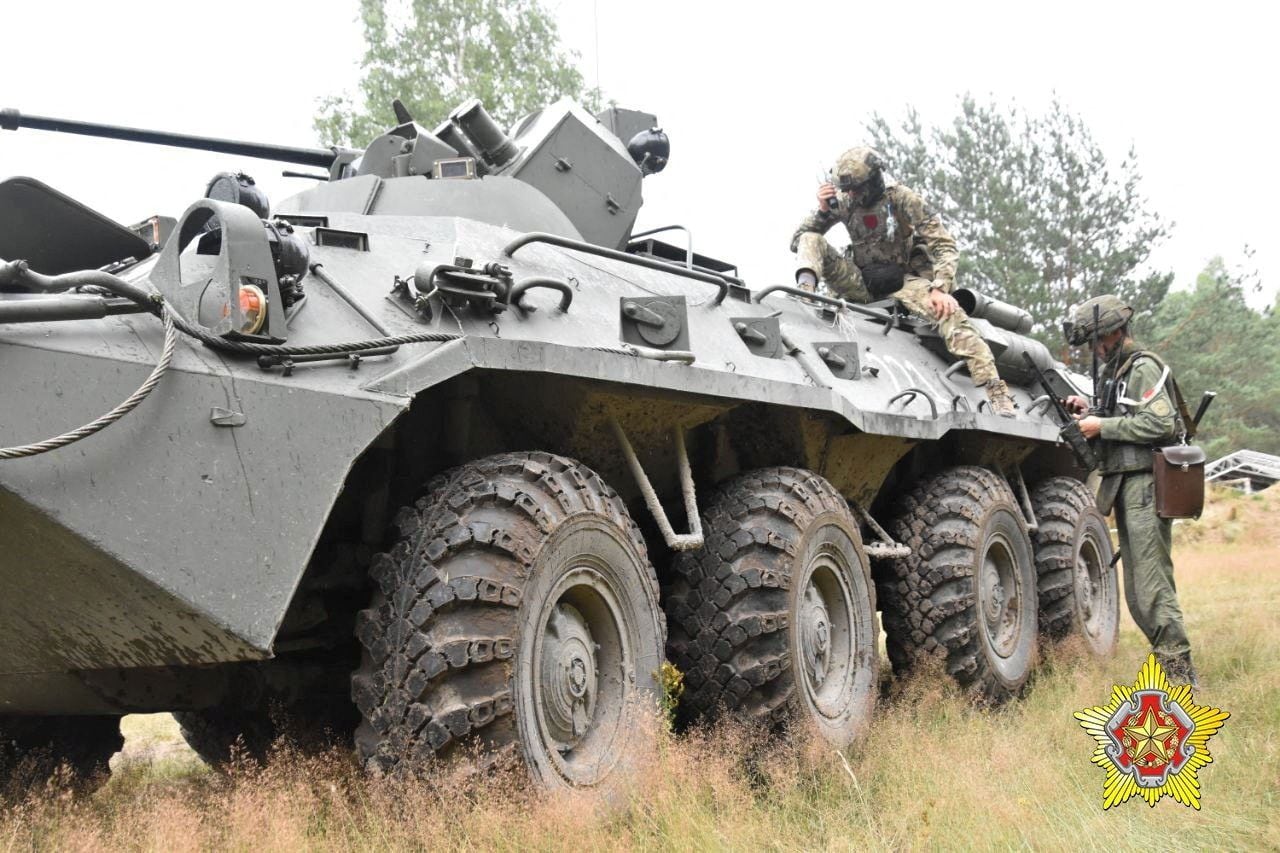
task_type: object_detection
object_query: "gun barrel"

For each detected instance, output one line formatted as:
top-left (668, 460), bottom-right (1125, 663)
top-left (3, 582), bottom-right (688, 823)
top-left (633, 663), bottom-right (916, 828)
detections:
top-left (1021, 352), bottom-right (1072, 421)
top-left (1192, 391), bottom-right (1216, 429)
top-left (1, 108), bottom-right (337, 169)
top-left (1090, 303), bottom-right (1101, 408)
top-left (1021, 351), bottom-right (1098, 470)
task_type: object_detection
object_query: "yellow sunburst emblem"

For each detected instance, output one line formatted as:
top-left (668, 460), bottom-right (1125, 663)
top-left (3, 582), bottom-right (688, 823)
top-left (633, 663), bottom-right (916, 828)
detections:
top-left (1075, 654), bottom-right (1229, 809)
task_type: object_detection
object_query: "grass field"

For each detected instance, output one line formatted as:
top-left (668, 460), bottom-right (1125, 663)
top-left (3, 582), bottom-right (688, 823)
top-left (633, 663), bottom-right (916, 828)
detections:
top-left (2, 489), bottom-right (1277, 851)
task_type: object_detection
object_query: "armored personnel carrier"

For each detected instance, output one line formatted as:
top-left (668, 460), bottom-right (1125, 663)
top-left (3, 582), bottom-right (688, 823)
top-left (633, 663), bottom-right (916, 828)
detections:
top-left (0, 97), bottom-right (1118, 791)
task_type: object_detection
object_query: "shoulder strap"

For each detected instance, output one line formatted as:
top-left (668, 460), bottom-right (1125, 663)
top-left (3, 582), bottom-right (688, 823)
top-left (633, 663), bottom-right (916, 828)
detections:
top-left (1122, 351), bottom-right (1196, 441)
top-left (1113, 350), bottom-right (1147, 381)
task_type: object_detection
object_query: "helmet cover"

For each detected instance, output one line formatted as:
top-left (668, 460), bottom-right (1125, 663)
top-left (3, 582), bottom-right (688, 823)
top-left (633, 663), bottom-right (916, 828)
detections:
top-left (1064, 294), bottom-right (1133, 345)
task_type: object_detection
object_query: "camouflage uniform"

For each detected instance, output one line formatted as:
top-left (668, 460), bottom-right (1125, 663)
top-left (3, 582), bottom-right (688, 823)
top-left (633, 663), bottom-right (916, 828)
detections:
top-left (1093, 338), bottom-right (1192, 670)
top-left (790, 173), bottom-right (1001, 389)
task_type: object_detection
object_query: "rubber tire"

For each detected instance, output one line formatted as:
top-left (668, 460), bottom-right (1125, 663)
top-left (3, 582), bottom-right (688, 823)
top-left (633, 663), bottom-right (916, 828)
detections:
top-left (665, 468), bottom-right (879, 747)
top-left (173, 709), bottom-right (274, 767)
top-left (1029, 476), bottom-right (1119, 656)
top-left (0, 714), bottom-right (123, 794)
top-left (174, 702), bottom-right (357, 768)
top-left (880, 466), bottom-right (1038, 704)
top-left (351, 452), bottom-right (664, 790)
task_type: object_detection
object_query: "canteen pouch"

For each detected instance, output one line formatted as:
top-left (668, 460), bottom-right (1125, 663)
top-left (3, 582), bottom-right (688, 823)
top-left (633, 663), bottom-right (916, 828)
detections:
top-left (1152, 445), bottom-right (1206, 519)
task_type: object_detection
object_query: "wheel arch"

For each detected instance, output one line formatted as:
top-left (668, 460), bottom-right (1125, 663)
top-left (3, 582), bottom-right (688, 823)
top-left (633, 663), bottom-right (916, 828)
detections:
top-left (276, 368), bottom-right (1082, 672)
top-left (284, 369), bottom-right (1078, 631)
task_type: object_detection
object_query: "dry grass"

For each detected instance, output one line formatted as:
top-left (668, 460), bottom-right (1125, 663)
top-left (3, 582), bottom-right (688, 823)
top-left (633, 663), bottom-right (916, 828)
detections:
top-left (1175, 483), bottom-right (1280, 548)
top-left (3, 491), bottom-right (1278, 851)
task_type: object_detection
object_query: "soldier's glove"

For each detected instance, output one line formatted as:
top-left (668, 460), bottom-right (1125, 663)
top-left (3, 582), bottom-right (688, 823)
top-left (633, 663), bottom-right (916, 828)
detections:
top-left (860, 262), bottom-right (906, 298)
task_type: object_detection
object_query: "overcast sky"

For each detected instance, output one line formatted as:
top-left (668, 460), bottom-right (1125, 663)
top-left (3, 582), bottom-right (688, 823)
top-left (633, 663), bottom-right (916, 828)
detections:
top-left (3, 0), bottom-right (1274, 310)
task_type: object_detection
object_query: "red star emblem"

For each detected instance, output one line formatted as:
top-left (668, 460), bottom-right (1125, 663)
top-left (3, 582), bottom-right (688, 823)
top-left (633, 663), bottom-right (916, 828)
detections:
top-left (1076, 653), bottom-right (1230, 809)
top-left (1107, 691), bottom-right (1191, 781)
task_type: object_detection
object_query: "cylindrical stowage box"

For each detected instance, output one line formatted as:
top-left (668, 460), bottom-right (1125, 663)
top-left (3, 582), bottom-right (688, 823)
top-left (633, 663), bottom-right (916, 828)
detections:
top-left (954, 288), bottom-right (1033, 334)
top-left (992, 332), bottom-right (1055, 386)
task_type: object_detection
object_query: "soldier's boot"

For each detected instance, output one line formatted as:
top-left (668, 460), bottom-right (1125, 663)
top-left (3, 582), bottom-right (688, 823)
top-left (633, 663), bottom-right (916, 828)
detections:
top-left (795, 268), bottom-right (818, 293)
top-left (985, 379), bottom-right (1016, 418)
top-left (1159, 651), bottom-right (1200, 689)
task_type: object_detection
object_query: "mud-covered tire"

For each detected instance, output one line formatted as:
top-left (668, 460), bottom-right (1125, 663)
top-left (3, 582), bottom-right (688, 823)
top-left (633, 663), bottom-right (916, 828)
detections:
top-left (665, 468), bottom-right (879, 747)
top-left (879, 466), bottom-right (1037, 704)
top-left (1030, 477), bottom-right (1119, 656)
top-left (173, 709), bottom-right (274, 766)
top-left (174, 702), bottom-right (357, 768)
top-left (352, 452), bottom-right (664, 790)
top-left (0, 714), bottom-right (123, 794)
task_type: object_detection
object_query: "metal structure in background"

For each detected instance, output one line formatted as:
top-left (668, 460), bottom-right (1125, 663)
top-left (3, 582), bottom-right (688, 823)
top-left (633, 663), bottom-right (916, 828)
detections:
top-left (1205, 449), bottom-right (1280, 493)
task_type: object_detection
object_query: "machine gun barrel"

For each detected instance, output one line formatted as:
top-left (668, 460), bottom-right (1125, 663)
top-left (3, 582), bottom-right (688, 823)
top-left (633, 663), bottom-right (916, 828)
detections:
top-left (1021, 352), bottom-right (1098, 470)
top-left (1192, 391), bottom-right (1216, 430)
top-left (1, 108), bottom-right (339, 170)
top-left (1090, 303), bottom-right (1101, 411)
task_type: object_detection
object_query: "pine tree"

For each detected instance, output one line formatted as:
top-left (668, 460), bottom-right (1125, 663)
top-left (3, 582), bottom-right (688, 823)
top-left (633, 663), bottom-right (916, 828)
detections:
top-left (867, 96), bottom-right (1171, 349)
top-left (1146, 258), bottom-right (1280, 459)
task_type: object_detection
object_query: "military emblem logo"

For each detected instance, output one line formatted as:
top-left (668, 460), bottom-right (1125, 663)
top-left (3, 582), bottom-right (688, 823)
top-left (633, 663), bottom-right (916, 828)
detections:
top-left (1075, 654), bottom-right (1229, 809)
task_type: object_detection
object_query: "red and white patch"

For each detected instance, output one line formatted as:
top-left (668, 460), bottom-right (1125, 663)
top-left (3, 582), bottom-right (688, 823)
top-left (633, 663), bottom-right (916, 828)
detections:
top-left (1142, 387), bottom-right (1156, 401)
top-left (863, 214), bottom-right (879, 229)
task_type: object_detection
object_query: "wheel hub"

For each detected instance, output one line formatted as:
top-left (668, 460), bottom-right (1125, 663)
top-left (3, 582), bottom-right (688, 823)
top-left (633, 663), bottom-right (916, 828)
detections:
top-left (541, 603), bottom-right (598, 749)
top-left (1076, 564), bottom-right (1097, 620)
top-left (801, 582), bottom-right (833, 688)
top-left (981, 535), bottom-right (1020, 658)
top-left (1077, 533), bottom-right (1112, 639)
top-left (986, 580), bottom-right (1005, 621)
top-left (568, 657), bottom-right (589, 698)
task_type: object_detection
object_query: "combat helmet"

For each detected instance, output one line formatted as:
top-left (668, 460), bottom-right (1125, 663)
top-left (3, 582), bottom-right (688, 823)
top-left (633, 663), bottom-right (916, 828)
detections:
top-left (1064, 294), bottom-right (1133, 345)
top-left (832, 146), bottom-right (887, 206)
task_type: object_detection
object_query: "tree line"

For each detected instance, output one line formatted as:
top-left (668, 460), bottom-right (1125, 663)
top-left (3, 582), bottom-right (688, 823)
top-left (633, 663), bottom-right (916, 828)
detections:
top-left (867, 97), bottom-right (1275, 459)
top-left (316, 1), bottom-right (1275, 460)
top-left (314, 0), bottom-right (596, 148)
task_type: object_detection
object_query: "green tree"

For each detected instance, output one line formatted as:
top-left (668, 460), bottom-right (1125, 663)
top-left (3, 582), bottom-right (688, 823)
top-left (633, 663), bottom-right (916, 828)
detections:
top-left (1146, 257), bottom-right (1280, 459)
top-left (866, 96), bottom-right (1172, 348)
top-left (315, 0), bottom-right (596, 147)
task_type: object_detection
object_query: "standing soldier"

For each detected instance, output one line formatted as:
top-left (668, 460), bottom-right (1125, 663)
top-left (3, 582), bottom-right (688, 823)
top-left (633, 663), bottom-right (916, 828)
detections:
top-left (1064, 295), bottom-right (1197, 686)
top-left (791, 147), bottom-right (1015, 416)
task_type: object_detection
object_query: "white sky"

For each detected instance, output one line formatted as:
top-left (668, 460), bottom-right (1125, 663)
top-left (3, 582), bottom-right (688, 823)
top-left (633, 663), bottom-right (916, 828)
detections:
top-left (3, 0), bottom-right (1275, 309)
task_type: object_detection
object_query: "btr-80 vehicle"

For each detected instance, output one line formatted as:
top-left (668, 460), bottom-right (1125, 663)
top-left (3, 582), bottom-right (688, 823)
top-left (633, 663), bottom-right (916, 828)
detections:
top-left (0, 96), bottom-right (1117, 791)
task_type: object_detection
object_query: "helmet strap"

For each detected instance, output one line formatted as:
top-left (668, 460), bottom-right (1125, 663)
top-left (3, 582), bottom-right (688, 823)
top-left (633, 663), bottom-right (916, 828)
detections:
top-left (1100, 331), bottom-right (1128, 362)
top-left (860, 171), bottom-right (886, 206)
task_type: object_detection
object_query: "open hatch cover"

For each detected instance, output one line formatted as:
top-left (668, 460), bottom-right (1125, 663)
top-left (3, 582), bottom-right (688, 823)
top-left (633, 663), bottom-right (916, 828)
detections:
top-left (0, 176), bottom-right (151, 278)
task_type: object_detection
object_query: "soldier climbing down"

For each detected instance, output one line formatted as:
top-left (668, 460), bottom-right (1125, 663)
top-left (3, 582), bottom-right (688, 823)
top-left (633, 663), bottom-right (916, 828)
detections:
top-left (791, 147), bottom-right (1015, 417)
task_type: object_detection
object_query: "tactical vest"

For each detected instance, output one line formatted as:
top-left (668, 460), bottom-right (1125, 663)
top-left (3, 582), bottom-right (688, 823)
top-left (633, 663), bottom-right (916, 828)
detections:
top-left (844, 192), bottom-right (932, 276)
top-left (1096, 350), bottom-right (1189, 475)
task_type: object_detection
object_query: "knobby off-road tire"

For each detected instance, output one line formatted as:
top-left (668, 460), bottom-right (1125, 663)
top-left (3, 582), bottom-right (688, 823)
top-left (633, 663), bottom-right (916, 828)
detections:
top-left (666, 468), bottom-right (879, 747)
top-left (880, 466), bottom-right (1037, 704)
top-left (174, 700), bottom-right (357, 768)
top-left (173, 709), bottom-right (275, 767)
top-left (0, 714), bottom-right (123, 794)
top-left (352, 452), bottom-right (664, 790)
top-left (1029, 476), bottom-right (1119, 656)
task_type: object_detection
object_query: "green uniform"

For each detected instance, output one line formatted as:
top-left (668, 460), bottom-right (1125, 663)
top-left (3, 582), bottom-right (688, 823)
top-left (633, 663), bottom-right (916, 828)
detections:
top-left (1095, 340), bottom-right (1190, 659)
